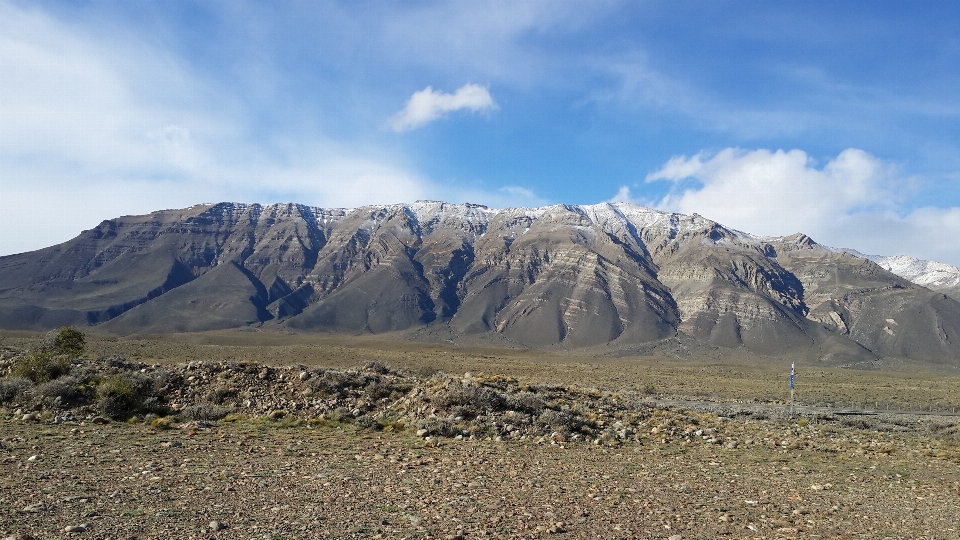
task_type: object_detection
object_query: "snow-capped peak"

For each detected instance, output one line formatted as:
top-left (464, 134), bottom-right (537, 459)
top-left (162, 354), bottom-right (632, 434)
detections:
top-left (868, 255), bottom-right (960, 288)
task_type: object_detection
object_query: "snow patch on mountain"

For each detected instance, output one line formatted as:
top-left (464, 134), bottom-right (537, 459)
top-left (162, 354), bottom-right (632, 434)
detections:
top-left (868, 255), bottom-right (960, 289)
top-left (223, 201), bottom-right (946, 274)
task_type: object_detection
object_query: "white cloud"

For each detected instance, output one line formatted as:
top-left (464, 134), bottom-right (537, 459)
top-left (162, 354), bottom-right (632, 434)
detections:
top-left (636, 147), bottom-right (960, 266)
top-left (608, 185), bottom-right (635, 204)
top-left (645, 148), bottom-right (895, 237)
top-left (389, 84), bottom-right (498, 132)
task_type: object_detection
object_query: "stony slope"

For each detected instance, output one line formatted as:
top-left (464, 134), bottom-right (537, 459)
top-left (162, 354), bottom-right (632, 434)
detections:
top-left (2, 350), bottom-right (959, 539)
top-left (1, 201), bottom-right (959, 365)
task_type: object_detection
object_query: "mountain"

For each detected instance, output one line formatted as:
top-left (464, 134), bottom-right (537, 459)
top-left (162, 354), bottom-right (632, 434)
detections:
top-left (2, 201), bottom-right (959, 367)
top-left (867, 255), bottom-right (960, 303)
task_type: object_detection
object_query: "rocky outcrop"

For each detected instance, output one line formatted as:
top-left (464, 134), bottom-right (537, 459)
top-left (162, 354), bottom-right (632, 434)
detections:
top-left (2, 201), bottom-right (959, 365)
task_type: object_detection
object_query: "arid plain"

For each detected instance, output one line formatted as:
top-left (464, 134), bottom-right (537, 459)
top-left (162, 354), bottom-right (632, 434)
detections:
top-left (2, 329), bottom-right (959, 539)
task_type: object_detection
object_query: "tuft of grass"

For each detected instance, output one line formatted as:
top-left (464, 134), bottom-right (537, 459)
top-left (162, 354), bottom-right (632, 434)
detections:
top-left (307, 412), bottom-right (353, 429)
top-left (380, 420), bottom-right (406, 433)
top-left (797, 417), bottom-right (809, 427)
top-left (247, 414), bottom-right (303, 429)
top-left (150, 416), bottom-right (174, 430)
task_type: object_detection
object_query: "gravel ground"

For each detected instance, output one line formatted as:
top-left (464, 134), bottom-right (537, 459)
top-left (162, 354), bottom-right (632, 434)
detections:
top-left (3, 410), bottom-right (960, 540)
top-left (2, 341), bottom-right (960, 539)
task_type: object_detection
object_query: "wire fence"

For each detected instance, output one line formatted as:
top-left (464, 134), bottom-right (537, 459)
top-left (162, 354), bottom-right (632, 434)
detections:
top-left (803, 401), bottom-right (960, 415)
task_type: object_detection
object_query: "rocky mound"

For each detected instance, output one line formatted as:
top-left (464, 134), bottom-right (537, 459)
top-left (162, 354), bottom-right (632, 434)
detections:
top-left (4, 337), bottom-right (959, 452)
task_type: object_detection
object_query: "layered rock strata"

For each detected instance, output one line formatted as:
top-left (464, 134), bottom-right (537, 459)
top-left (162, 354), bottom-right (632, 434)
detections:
top-left (2, 201), bottom-right (958, 364)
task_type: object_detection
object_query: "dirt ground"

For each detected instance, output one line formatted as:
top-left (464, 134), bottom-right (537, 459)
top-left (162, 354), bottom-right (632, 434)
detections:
top-left (2, 416), bottom-right (960, 540)
top-left (2, 330), bottom-right (960, 539)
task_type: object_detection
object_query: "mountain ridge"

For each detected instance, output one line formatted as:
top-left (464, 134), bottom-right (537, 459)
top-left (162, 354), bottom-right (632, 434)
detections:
top-left (2, 201), bottom-right (958, 368)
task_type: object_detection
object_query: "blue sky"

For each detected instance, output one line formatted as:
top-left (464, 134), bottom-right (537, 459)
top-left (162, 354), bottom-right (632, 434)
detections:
top-left (2, 1), bottom-right (960, 265)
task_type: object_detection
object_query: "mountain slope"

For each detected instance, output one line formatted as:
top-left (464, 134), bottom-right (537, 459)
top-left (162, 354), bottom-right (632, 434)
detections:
top-left (2, 201), bottom-right (959, 366)
top-left (869, 255), bottom-right (960, 302)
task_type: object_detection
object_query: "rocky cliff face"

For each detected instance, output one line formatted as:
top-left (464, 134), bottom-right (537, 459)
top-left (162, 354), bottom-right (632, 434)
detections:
top-left (2, 201), bottom-right (959, 365)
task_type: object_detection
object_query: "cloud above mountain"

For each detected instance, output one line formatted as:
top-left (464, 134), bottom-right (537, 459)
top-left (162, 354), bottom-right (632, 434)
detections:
top-left (388, 84), bottom-right (498, 132)
top-left (646, 148), bottom-right (895, 236)
top-left (611, 148), bottom-right (960, 265)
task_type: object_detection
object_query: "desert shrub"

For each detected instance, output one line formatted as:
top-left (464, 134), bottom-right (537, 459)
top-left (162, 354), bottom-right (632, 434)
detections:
top-left (207, 387), bottom-right (238, 405)
top-left (538, 409), bottom-right (585, 432)
top-left (364, 378), bottom-right (413, 400)
top-left (108, 372), bottom-right (155, 396)
top-left (417, 417), bottom-right (459, 438)
top-left (140, 396), bottom-right (171, 415)
top-left (436, 385), bottom-right (506, 418)
top-left (150, 368), bottom-right (183, 391)
top-left (53, 327), bottom-right (85, 357)
top-left (840, 417), bottom-right (874, 430)
top-left (97, 375), bottom-right (138, 419)
top-left (180, 402), bottom-right (232, 421)
top-left (363, 361), bottom-right (392, 375)
top-left (0, 377), bottom-right (33, 403)
top-left (100, 354), bottom-right (136, 370)
top-left (414, 365), bottom-right (440, 378)
top-left (34, 375), bottom-right (85, 402)
top-left (309, 370), bottom-right (370, 397)
top-left (508, 391), bottom-right (546, 414)
top-left (12, 352), bottom-right (70, 383)
top-left (355, 415), bottom-right (381, 430)
top-left (364, 380), bottom-right (391, 400)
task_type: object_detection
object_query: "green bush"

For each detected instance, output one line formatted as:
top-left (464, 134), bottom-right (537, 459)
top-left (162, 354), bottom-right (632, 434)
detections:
top-left (53, 326), bottom-right (85, 356)
top-left (97, 375), bottom-right (138, 419)
top-left (12, 352), bottom-right (71, 383)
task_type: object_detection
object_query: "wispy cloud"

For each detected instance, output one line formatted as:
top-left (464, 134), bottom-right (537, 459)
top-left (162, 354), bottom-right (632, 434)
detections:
top-left (0, 2), bottom-right (546, 256)
top-left (388, 84), bottom-right (498, 132)
top-left (0, 5), bottom-right (506, 255)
